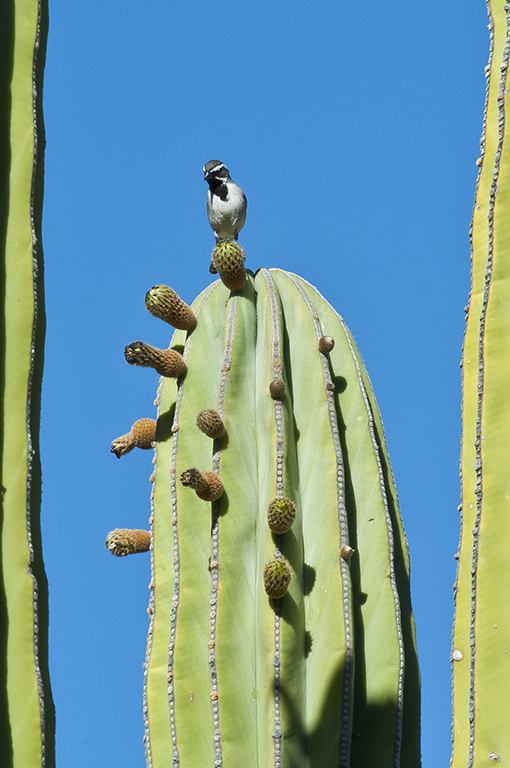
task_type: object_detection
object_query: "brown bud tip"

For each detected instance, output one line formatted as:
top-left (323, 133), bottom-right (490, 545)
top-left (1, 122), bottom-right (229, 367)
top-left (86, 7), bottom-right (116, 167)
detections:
top-left (125, 341), bottom-right (187, 378)
top-left (106, 529), bottom-right (151, 556)
top-left (267, 497), bottom-right (296, 534)
top-left (111, 432), bottom-right (135, 458)
top-left (263, 559), bottom-right (291, 598)
top-left (211, 241), bottom-right (246, 291)
top-left (340, 545), bottom-right (355, 561)
top-left (196, 409), bottom-right (225, 439)
top-left (269, 379), bottom-right (286, 399)
top-left (318, 336), bottom-right (335, 354)
top-left (180, 468), bottom-right (224, 501)
top-left (145, 285), bottom-right (197, 331)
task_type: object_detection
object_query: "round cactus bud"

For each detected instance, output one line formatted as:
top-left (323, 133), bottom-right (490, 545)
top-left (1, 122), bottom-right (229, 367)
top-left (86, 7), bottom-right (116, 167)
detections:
top-left (266, 497), bottom-right (296, 534)
top-left (180, 468), bottom-right (224, 501)
top-left (211, 241), bottom-right (246, 291)
top-left (269, 379), bottom-right (286, 399)
top-left (318, 335), bottom-right (335, 354)
top-left (111, 418), bottom-right (157, 458)
top-left (263, 559), bottom-right (292, 599)
top-left (124, 341), bottom-right (187, 378)
top-left (106, 529), bottom-right (151, 556)
top-left (196, 409), bottom-right (225, 439)
top-left (145, 285), bottom-right (197, 331)
top-left (131, 418), bottom-right (157, 449)
top-left (340, 545), bottom-right (355, 561)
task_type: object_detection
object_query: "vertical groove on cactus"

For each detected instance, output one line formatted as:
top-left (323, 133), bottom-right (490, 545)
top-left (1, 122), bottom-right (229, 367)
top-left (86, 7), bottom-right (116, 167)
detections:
top-left (139, 269), bottom-right (419, 768)
top-left (453, 1), bottom-right (510, 766)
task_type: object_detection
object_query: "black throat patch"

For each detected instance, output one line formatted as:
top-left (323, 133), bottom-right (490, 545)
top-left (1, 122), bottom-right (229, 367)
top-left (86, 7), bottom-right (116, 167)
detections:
top-left (209, 180), bottom-right (229, 202)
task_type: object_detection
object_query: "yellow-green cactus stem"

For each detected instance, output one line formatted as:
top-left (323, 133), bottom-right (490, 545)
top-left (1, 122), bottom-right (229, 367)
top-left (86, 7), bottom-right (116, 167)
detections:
top-left (124, 341), bottom-right (187, 378)
top-left (145, 285), bottom-right (197, 331)
top-left (180, 468), bottom-right (224, 501)
top-left (106, 529), bottom-right (151, 556)
top-left (263, 559), bottom-right (292, 599)
top-left (452, 1), bottom-right (510, 764)
top-left (211, 241), bottom-right (246, 291)
top-left (195, 409), bottom-right (225, 439)
top-left (137, 270), bottom-right (419, 768)
top-left (111, 418), bottom-right (157, 458)
top-left (318, 335), bottom-right (335, 354)
top-left (1, 0), bottom-right (54, 764)
top-left (269, 378), bottom-right (286, 399)
top-left (266, 497), bottom-right (296, 534)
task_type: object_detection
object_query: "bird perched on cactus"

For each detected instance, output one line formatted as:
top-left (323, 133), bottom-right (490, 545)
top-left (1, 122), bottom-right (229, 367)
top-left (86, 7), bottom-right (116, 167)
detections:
top-left (204, 160), bottom-right (247, 273)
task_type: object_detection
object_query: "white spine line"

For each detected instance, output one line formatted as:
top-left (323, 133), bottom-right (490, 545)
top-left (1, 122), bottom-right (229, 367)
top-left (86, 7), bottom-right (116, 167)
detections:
top-left (260, 270), bottom-right (285, 768)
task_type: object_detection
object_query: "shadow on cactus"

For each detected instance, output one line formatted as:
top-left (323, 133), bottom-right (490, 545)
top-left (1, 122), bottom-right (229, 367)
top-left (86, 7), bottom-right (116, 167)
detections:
top-left (107, 265), bottom-right (420, 767)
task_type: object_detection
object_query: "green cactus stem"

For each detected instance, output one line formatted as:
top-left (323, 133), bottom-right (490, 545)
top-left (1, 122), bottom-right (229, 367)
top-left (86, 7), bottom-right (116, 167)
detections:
top-left (210, 241), bottom-right (246, 291)
top-left (453, 2), bottom-right (510, 764)
top-left (127, 268), bottom-right (420, 768)
top-left (106, 529), bottom-right (151, 556)
top-left (124, 341), bottom-right (187, 378)
top-left (111, 418), bottom-right (157, 457)
top-left (0, 0), bottom-right (54, 764)
top-left (145, 285), bottom-right (197, 330)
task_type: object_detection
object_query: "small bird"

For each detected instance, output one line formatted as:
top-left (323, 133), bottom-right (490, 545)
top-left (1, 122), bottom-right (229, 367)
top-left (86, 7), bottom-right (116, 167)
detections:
top-left (203, 160), bottom-right (247, 244)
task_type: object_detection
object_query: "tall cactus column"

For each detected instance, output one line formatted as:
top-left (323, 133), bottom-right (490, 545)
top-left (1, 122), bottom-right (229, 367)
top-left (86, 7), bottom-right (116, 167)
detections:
top-left (0, 0), bottom-right (53, 766)
top-left (453, 2), bottom-right (510, 766)
top-left (111, 266), bottom-right (420, 767)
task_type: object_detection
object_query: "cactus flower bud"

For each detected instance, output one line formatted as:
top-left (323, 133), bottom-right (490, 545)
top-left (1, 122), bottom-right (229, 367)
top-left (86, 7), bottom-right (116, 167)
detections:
top-left (111, 418), bottom-right (157, 458)
top-left (180, 468), bottom-right (224, 501)
top-left (340, 545), bottom-right (355, 561)
top-left (318, 336), bottom-right (335, 354)
top-left (263, 559), bottom-right (292, 598)
top-left (145, 285), bottom-right (197, 331)
top-left (210, 241), bottom-right (246, 291)
top-left (124, 341), bottom-right (187, 378)
top-left (196, 409), bottom-right (225, 439)
top-left (266, 497), bottom-right (296, 534)
top-left (269, 379), bottom-right (286, 399)
top-left (106, 529), bottom-right (151, 556)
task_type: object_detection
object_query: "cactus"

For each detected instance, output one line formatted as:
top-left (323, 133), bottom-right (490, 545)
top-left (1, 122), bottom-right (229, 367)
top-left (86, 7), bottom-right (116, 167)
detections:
top-left (452, 1), bottom-right (510, 764)
top-left (110, 272), bottom-right (420, 767)
top-left (0, 0), bottom-right (54, 765)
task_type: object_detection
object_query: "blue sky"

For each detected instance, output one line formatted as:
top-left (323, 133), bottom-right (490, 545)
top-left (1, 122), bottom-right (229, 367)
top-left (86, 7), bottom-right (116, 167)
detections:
top-left (41, 0), bottom-right (487, 765)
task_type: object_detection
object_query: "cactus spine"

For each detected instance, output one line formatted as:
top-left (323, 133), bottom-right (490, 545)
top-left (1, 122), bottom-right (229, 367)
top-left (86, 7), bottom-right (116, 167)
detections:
top-left (113, 269), bottom-right (420, 767)
top-left (453, 2), bottom-right (510, 765)
top-left (0, 0), bottom-right (54, 765)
